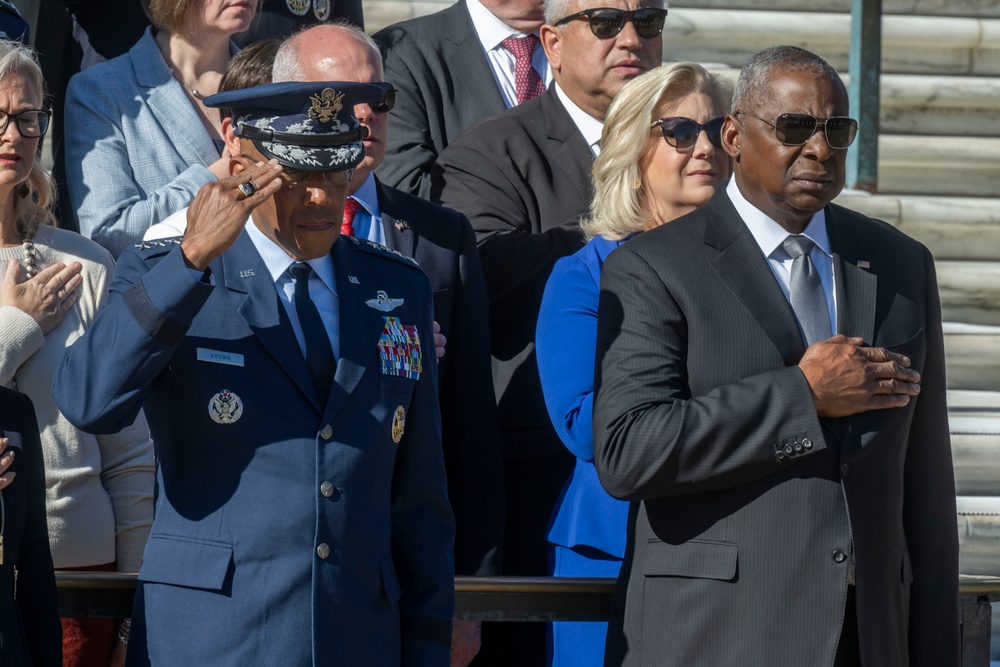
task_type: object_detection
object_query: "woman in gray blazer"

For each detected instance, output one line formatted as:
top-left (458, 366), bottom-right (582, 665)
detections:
top-left (64, 0), bottom-right (257, 258)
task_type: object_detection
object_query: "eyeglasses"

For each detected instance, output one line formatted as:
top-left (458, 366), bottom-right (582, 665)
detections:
top-left (0, 109), bottom-right (50, 138)
top-left (733, 111), bottom-right (858, 149)
top-left (240, 154), bottom-right (354, 188)
top-left (554, 7), bottom-right (668, 39)
top-left (652, 116), bottom-right (724, 148)
top-left (370, 84), bottom-right (395, 113)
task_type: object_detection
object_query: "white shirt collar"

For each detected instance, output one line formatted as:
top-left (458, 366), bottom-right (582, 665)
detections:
top-left (245, 216), bottom-right (337, 295)
top-left (466, 0), bottom-right (525, 50)
top-left (554, 82), bottom-right (604, 156)
top-left (350, 172), bottom-right (381, 220)
top-left (726, 177), bottom-right (831, 259)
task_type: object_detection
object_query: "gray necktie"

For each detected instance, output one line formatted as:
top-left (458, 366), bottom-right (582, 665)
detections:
top-left (782, 235), bottom-right (833, 346)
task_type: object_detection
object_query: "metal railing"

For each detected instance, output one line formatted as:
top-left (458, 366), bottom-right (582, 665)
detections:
top-left (55, 573), bottom-right (1000, 665)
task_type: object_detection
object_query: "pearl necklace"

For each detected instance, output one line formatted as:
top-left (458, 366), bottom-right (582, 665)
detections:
top-left (17, 223), bottom-right (37, 278)
top-left (170, 68), bottom-right (205, 100)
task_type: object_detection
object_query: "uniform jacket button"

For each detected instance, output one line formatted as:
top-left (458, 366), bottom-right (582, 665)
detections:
top-left (841, 463), bottom-right (850, 476)
top-left (832, 550), bottom-right (847, 563)
top-left (784, 444), bottom-right (794, 455)
top-left (802, 437), bottom-right (813, 449)
top-left (317, 543), bottom-right (331, 559)
top-left (320, 425), bottom-right (333, 440)
top-left (320, 481), bottom-right (334, 497)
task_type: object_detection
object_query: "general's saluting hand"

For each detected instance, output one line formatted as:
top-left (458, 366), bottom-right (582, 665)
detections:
top-left (799, 334), bottom-right (921, 418)
top-left (180, 158), bottom-right (283, 271)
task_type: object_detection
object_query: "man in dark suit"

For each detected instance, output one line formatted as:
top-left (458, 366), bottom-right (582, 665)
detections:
top-left (275, 24), bottom-right (505, 666)
top-left (373, 0), bottom-right (549, 200)
top-left (436, 1), bottom-right (664, 663)
top-left (54, 81), bottom-right (455, 667)
top-left (593, 46), bottom-right (959, 666)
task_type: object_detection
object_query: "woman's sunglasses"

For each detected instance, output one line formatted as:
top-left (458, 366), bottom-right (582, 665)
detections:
top-left (554, 7), bottom-right (668, 39)
top-left (651, 116), bottom-right (724, 148)
top-left (734, 112), bottom-right (859, 149)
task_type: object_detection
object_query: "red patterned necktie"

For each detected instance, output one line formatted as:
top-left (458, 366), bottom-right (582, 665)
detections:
top-left (501, 35), bottom-right (546, 105)
top-left (341, 197), bottom-right (361, 237)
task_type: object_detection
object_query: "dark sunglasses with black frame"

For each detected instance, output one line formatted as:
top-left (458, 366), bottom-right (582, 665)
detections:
top-left (554, 7), bottom-right (668, 39)
top-left (733, 111), bottom-right (859, 149)
top-left (370, 83), bottom-right (396, 113)
top-left (652, 116), bottom-right (724, 148)
top-left (0, 109), bottom-right (50, 138)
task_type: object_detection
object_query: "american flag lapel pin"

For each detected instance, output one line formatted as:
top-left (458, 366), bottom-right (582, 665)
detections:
top-left (857, 260), bottom-right (870, 269)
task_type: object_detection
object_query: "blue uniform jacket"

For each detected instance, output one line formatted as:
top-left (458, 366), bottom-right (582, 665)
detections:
top-left (536, 236), bottom-right (629, 560)
top-left (54, 231), bottom-right (455, 667)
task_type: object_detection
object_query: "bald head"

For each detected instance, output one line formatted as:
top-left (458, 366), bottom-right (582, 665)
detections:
top-left (273, 24), bottom-right (387, 192)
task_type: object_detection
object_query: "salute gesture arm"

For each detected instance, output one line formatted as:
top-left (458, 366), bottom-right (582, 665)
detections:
top-left (180, 159), bottom-right (283, 271)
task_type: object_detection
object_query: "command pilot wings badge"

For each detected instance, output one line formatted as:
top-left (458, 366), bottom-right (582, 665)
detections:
top-left (366, 290), bottom-right (404, 312)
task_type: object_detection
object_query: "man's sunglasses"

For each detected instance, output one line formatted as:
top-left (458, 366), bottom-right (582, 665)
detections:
top-left (734, 111), bottom-right (859, 149)
top-left (652, 116), bottom-right (724, 148)
top-left (370, 83), bottom-right (396, 113)
top-left (554, 7), bottom-right (668, 39)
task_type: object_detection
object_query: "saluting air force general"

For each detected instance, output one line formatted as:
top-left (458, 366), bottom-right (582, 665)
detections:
top-left (53, 81), bottom-right (455, 667)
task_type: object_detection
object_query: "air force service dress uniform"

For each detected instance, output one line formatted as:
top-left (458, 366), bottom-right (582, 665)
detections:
top-left (53, 82), bottom-right (455, 667)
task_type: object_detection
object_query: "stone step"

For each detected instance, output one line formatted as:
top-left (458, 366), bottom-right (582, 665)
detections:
top-left (938, 262), bottom-right (1000, 326)
top-left (944, 323), bottom-right (1000, 392)
top-left (877, 135), bottom-right (1000, 197)
top-left (958, 497), bottom-right (1000, 575)
top-left (666, 9), bottom-right (1000, 76)
top-left (952, 414), bottom-right (1000, 495)
top-left (835, 194), bottom-right (1000, 262)
top-left (670, 0), bottom-right (1000, 17)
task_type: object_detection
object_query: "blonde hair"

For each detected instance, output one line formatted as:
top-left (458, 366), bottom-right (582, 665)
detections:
top-left (0, 42), bottom-right (57, 235)
top-left (583, 62), bottom-right (733, 241)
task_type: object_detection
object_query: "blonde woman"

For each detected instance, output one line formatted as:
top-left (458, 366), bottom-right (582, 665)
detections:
top-left (0, 42), bottom-right (154, 667)
top-left (535, 62), bottom-right (732, 667)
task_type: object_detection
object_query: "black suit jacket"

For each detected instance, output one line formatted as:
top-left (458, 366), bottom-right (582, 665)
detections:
top-left (0, 388), bottom-right (60, 667)
top-left (376, 179), bottom-right (505, 576)
top-left (373, 0), bottom-right (507, 200)
top-left (437, 86), bottom-right (592, 459)
top-left (234, 0), bottom-right (364, 46)
top-left (593, 190), bottom-right (959, 666)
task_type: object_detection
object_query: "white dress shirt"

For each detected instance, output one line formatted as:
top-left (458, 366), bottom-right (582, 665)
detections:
top-left (246, 217), bottom-right (340, 359)
top-left (554, 82), bottom-right (604, 156)
top-left (726, 177), bottom-right (838, 335)
top-left (466, 0), bottom-right (552, 109)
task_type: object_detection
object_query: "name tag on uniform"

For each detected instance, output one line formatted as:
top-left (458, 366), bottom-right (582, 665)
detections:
top-left (197, 348), bottom-right (245, 367)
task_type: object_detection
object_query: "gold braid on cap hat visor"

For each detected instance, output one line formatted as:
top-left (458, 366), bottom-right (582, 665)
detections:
top-left (238, 123), bottom-right (368, 146)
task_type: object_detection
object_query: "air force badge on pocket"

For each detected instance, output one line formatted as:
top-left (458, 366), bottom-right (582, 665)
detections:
top-left (377, 317), bottom-right (422, 380)
top-left (209, 389), bottom-right (244, 424)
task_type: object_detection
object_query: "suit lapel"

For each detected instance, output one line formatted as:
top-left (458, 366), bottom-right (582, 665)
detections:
top-left (376, 179), bottom-right (416, 258)
top-left (542, 89), bottom-right (595, 202)
top-left (826, 207), bottom-right (876, 344)
top-left (705, 192), bottom-right (807, 366)
top-left (323, 238), bottom-right (391, 422)
top-left (132, 29), bottom-right (220, 167)
top-left (225, 232), bottom-right (323, 411)
top-left (442, 2), bottom-right (508, 116)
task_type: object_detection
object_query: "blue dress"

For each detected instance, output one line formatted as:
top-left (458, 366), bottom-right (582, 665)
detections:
top-left (536, 235), bottom-right (631, 667)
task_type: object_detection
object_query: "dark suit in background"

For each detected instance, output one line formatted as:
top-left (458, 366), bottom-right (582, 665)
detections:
top-left (234, 0), bottom-right (364, 46)
top-left (594, 190), bottom-right (959, 666)
top-left (0, 388), bottom-right (61, 667)
top-left (437, 85), bottom-right (591, 666)
top-left (375, 178), bottom-right (505, 577)
top-left (373, 0), bottom-right (507, 201)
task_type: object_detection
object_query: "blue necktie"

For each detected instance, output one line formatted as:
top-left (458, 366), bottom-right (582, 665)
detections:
top-left (290, 263), bottom-right (335, 402)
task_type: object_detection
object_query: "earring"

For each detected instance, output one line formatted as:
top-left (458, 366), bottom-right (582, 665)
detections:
top-left (633, 177), bottom-right (642, 190)
top-left (17, 183), bottom-right (28, 199)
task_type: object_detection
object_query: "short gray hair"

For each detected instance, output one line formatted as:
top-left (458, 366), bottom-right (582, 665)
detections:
top-left (583, 62), bottom-right (733, 241)
top-left (273, 22), bottom-right (382, 82)
top-left (732, 45), bottom-right (845, 114)
top-left (543, 0), bottom-right (574, 26)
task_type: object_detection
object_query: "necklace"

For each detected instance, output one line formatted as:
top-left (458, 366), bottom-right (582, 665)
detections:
top-left (170, 68), bottom-right (205, 100)
top-left (17, 223), bottom-right (37, 278)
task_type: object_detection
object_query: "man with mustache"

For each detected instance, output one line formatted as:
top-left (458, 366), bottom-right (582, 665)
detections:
top-left (436, 0), bottom-right (663, 663)
top-left (593, 46), bottom-right (959, 666)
